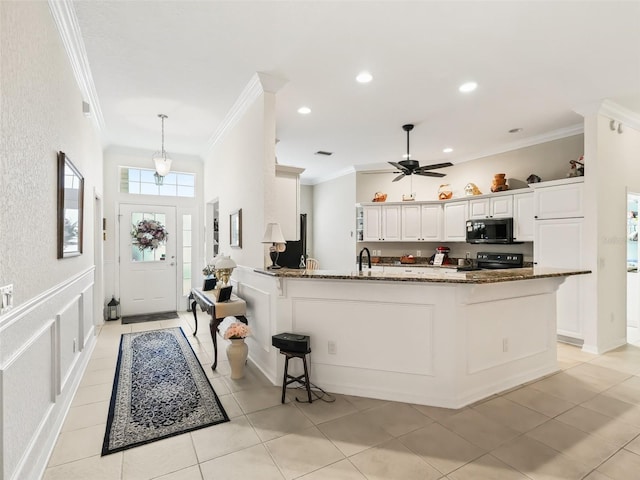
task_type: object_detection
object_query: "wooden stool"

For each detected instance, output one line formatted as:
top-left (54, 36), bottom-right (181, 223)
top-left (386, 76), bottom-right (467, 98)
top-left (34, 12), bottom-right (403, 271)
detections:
top-left (280, 349), bottom-right (312, 404)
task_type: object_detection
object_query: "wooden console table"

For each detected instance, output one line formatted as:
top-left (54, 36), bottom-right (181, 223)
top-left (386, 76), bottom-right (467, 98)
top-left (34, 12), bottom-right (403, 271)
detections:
top-left (190, 288), bottom-right (247, 370)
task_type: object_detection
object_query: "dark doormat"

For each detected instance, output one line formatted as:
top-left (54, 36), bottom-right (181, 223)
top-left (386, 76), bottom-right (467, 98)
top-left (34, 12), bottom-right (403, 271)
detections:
top-left (121, 311), bottom-right (179, 325)
top-left (102, 327), bottom-right (229, 455)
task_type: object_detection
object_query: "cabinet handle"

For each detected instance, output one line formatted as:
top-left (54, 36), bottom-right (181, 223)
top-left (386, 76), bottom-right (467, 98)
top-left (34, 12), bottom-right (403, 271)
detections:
top-left (534, 215), bottom-right (538, 219)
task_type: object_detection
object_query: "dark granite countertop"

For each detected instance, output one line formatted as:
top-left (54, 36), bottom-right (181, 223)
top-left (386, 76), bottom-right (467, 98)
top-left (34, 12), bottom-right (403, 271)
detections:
top-left (254, 266), bottom-right (591, 284)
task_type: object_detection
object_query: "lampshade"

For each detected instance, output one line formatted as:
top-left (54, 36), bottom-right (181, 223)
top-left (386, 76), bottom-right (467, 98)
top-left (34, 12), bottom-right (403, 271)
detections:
top-left (153, 155), bottom-right (172, 176)
top-left (262, 223), bottom-right (286, 244)
top-left (215, 255), bottom-right (237, 270)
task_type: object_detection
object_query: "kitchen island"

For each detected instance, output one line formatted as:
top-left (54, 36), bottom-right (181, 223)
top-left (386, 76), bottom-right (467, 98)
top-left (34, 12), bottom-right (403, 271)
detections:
top-left (230, 265), bottom-right (589, 408)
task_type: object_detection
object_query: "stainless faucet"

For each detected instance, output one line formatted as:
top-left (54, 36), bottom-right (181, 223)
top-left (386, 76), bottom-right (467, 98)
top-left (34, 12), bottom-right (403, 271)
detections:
top-left (358, 247), bottom-right (371, 272)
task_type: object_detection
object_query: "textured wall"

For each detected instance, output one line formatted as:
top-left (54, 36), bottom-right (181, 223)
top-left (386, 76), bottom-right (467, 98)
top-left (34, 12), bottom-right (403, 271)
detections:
top-left (0, 1), bottom-right (102, 304)
top-left (0, 2), bottom-right (102, 479)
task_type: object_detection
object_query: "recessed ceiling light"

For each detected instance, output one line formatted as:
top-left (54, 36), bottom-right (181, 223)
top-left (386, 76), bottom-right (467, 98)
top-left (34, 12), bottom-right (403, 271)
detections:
top-left (508, 127), bottom-right (523, 133)
top-left (458, 81), bottom-right (478, 93)
top-left (443, 147), bottom-right (453, 153)
top-left (297, 106), bottom-right (311, 115)
top-left (356, 71), bottom-right (373, 83)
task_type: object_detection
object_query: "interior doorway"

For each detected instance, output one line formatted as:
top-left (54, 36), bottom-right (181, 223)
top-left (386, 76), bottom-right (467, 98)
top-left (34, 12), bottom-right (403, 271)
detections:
top-left (627, 193), bottom-right (639, 343)
top-left (205, 199), bottom-right (219, 262)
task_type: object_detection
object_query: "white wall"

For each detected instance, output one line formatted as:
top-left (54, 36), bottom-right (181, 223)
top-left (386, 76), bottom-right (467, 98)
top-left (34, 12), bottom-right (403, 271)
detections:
top-left (356, 135), bottom-right (584, 203)
top-left (313, 173), bottom-right (357, 269)
top-left (203, 91), bottom-right (277, 269)
top-left (582, 111), bottom-right (640, 353)
top-left (0, 2), bottom-right (102, 479)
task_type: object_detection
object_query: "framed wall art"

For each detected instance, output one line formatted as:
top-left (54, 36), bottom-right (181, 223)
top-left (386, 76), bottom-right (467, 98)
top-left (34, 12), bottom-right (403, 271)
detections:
top-left (57, 151), bottom-right (84, 258)
top-left (230, 208), bottom-right (242, 248)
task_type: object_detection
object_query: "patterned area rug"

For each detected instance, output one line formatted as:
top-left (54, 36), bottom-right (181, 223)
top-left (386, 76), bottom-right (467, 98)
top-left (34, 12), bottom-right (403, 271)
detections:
top-left (121, 311), bottom-right (178, 325)
top-left (102, 327), bottom-right (229, 455)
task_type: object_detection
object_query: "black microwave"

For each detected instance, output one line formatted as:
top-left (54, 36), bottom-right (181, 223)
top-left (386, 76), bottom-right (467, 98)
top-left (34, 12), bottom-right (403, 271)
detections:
top-left (465, 218), bottom-right (514, 244)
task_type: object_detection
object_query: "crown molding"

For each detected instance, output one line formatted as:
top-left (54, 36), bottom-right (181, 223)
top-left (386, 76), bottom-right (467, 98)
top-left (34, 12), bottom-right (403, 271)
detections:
top-left (598, 100), bottom-right (640, 131)
top-left (203, 72), bottom-right (287, 158)
top-left (574, 99), bottom-right (640, 131)
top-left (48, 0), bottom-right (106, 135)
top-left (306, 166), bottom-right (357, 185)
top-left (451, 123), bottom-right (584, 165)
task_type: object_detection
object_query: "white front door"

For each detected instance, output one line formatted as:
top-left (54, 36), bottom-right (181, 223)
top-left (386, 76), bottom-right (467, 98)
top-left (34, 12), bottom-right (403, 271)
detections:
top-left (119, 204), bottom-right (177, 316)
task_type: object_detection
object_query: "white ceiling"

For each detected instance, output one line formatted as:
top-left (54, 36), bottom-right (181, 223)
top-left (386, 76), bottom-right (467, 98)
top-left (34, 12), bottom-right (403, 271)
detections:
top-left (72, 1), bottom-right (640, 184)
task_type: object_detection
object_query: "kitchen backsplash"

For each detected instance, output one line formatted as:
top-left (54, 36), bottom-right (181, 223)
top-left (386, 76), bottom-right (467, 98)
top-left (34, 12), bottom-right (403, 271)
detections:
top-left (356, 241), bottom-right (534, 263)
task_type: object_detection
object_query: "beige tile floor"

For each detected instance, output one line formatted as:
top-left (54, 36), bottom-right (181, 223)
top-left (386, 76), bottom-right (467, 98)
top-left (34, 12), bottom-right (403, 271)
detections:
top-left (43, 313), bottom-right (640, 480)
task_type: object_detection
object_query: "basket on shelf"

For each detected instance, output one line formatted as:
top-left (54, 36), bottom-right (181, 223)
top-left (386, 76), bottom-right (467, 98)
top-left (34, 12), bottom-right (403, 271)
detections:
top-left (372, 192), bottom-right (387, 202)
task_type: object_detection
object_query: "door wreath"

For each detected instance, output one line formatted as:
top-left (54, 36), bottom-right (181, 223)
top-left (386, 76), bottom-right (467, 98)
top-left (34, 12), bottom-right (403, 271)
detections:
top-left (131, 219), bottom-right (168, 251)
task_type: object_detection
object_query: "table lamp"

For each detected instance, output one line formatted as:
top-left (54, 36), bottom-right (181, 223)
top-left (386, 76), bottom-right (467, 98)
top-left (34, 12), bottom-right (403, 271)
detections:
top-left (215, 255), bottom-right (236, 286)
top-left (262, 223), bottom-right (286, 269)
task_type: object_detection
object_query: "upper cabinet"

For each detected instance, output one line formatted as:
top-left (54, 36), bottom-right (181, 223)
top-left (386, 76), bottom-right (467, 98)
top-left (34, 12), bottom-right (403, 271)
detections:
top-left (443, 200), bottom-right (469, 241)
top-left (275, 165), bottom-right (305, 240)
top-left (531, 177), bottom-right (584, 220)
top-left (401, 204), bottom-right (442, 241)
top-left (468, 196), bottom-right (513, 219)
top-left (513, 191), bottom-right (534, 242)
top-left (362, 204), bottom-right (401, 241)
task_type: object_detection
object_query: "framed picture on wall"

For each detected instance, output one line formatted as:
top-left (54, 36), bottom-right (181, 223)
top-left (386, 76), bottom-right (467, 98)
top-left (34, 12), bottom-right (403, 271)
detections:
top-left (230, 208), bottom-right (242, 248)
top-left (57, 151), bottom-right (84, 258)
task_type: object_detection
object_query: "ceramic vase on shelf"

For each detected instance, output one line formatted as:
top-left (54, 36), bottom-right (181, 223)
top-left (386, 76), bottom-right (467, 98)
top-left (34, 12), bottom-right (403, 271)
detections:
top-left (226, 338), bottom-right (248, 379)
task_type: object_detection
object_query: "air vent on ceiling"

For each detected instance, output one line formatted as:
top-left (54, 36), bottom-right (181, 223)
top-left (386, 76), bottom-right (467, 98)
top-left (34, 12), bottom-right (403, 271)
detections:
top-left (315, 150), bottom-right (333, 156)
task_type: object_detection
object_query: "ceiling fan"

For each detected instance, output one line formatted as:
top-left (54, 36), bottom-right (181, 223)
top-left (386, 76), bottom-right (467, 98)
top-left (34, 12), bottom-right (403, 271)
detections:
top-left (388, 124), bottom-right (453, 182)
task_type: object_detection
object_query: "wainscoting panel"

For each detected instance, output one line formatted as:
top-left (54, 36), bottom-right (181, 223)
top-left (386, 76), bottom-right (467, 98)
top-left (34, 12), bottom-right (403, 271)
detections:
top-left (56, 294), bottom-right (82, 393)
top-left (239, 283), bottom-right (271, 354)
top-left (0, 267), bottom-right (96, 480)
top-left (466, 294), bottom-right (552, 374)
top-left (293, 298), bottom-right (434, 376)
top-left (1, 321), bottom-right (55, 480)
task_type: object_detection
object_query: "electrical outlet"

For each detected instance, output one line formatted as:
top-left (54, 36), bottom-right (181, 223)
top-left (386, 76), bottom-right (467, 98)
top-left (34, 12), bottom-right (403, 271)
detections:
top-left (465, 252), bottom-right (471, 260)
top-left (328, 340), bottom-right (337, 355)
top-left (416, 250), bottom-right (422, 257)
top-left (0, 284), bottom-right (13, 315)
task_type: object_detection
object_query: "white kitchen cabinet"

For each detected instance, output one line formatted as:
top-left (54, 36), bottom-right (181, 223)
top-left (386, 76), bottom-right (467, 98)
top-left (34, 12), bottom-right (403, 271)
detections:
top-left (443, 201), bottom-right (468, 241)
top-left (362, 205), bottom-right (382, 241)
top-left (401, 204), bottom-right (442, 241)
top-left (535, 217), bottom-right (585, 340)
top-left (513, 191), bottom-right (534, 242)
top-left (468, 195), bottom-right (513, 219)
top-left (362, 204), bottom-right (401, 241)
top-left (533, 178), bottom-right (584, 220)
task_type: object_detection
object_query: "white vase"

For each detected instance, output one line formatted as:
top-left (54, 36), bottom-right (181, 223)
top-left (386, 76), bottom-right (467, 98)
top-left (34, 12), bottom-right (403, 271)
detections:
top-left (226, 338), bottom-right (248, 379)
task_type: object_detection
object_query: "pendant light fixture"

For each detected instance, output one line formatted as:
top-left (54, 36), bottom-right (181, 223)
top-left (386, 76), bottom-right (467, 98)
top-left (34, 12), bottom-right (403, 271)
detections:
top-left (152, 113), bottom-right (172, 185)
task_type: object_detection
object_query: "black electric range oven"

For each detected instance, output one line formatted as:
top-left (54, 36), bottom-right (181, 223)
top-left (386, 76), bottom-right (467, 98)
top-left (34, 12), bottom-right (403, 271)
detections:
top-left (457, 252), bottom-right (524, 271)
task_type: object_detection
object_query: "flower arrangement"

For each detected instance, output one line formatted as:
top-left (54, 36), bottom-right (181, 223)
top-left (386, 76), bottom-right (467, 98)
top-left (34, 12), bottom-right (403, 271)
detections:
top-left (219, 316), bottom-right (251, 339)
top-left (202, 264), bottom-right (216, 277)
top-left (131, 219), bottom-right (168, 251)
top-left (224, 322), bottom-right (251, 339)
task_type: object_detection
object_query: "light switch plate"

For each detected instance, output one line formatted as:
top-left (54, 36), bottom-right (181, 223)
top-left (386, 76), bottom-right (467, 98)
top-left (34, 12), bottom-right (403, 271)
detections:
top-left (1, 284), bottom-right (14, 315)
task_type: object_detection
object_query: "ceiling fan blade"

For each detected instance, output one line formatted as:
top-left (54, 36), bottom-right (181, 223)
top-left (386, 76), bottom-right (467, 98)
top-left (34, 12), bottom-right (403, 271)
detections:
top-left (389, 161), bottom-right (409, 172)
top-left (392, 173), bottom-right (406, 182)
top-left (414, 161), bottom-right (454, 172)
top-left (416, 171), bottom-right (447, 178)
